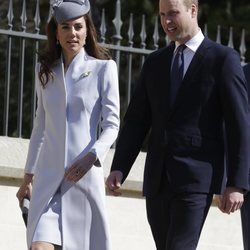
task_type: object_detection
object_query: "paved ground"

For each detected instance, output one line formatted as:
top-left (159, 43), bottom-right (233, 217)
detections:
top-left (0, 137), bottom-right (244, 249)
top-left (0, 184), bottom-right (244, 250)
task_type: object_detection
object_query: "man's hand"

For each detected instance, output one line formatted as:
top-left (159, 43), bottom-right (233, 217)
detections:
top-left (217, 187), bottom-right (244, 214)
top-left (106, 171), bottom-right (123, 196)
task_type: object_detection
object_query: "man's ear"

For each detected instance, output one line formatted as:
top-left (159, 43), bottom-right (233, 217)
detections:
top-left (191, 4), bottom-right (197, 18)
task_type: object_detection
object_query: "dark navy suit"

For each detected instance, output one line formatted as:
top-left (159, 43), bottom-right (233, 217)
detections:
top-left (241, 63), bottom-right (250, 250)
top-left (111, 37), bottom-right (250, 249)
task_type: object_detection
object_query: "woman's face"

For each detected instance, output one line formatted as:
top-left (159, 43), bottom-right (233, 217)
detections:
top-left (56, 16), bottom-right (87, 59)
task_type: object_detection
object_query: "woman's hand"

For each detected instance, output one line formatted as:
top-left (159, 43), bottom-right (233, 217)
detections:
top-left (16, 174), bottom-right (33, 207)
top-left (64, 152), bottom-right (97, 182)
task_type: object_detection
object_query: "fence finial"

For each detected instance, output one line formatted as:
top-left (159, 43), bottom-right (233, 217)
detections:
top-left (34, 0), bottom-right (41, 34)
top-left (7, 0), bottom-right (14, 30)
top-left (239, 29), bottom-right (246, 65)
top-left (153, 16), bottom-right (160, 49)
top-left (153, 16), bottom-right (159, 50)
top-left (112, 0), bottom-right (123, 42)
top-left (216, 25), bottom-right (221, 44)
top-left (100, 9), bottom-right (107, 43)
top-left (128, 13), bottom-right (134, 47)
top-left (228, 26), bottom-right (234, 48)
top-left (140, 15), bottom-right (146, 49)
top-left (203, 24), bottom-right (208, 37)
top-left (21, 0), bottom-right (27, 31)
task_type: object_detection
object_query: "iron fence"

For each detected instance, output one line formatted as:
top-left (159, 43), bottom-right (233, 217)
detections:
top-left (0, 0), bottom-right (248, 138)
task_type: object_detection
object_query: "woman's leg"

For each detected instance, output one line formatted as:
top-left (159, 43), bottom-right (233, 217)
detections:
top-left (31, 241), bottom-right (60, 250)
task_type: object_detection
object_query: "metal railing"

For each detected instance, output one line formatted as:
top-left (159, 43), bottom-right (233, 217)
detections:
top-left (0, 0), bottom-right (248, 138)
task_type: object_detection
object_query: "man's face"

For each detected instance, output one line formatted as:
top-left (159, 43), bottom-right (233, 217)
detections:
top-left (159, 0), bottom-right (197, 44)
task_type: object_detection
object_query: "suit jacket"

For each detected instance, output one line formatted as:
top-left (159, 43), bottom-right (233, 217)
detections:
top-left (25, 48), bottom-right (120, 249)
top-left (111, 37), bottom-right (250, 197)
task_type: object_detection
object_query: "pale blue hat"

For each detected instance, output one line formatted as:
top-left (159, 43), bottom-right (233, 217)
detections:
top-left (51, 0), bottom-right (90, 24)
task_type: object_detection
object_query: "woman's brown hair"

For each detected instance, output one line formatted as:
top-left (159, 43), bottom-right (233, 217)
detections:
top-left (38, 14), bottom-right (111, 87)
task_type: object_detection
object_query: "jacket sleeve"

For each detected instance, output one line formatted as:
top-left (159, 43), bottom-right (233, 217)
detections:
top-left (110, 59), bottom-right (152, 182)
top-left (24, 64), bottom-right (45, 174)
top-left (221, 49), bottom-right (250, 190)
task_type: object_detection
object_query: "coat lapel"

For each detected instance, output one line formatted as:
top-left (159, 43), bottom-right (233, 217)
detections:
top-left (65, 48), bottom-right (90, 84)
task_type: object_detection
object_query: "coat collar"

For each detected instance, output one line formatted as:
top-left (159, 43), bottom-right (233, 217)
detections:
top-left (52, 48), bottom-right (92, 84)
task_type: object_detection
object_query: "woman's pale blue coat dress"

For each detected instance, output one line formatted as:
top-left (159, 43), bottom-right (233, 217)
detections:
top-left (24, 48), bottom-right (120, 250)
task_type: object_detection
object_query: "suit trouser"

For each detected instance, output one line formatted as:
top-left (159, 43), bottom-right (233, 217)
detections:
top-left (241, 192), bottom-right (250, 250)
top-left (145, 180), bottom-right (213, 250)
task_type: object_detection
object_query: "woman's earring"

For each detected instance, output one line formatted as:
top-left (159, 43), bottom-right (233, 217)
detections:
top-left (56, 40), bottom-right (59, 45)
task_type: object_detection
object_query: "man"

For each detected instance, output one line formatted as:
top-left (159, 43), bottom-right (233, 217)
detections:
top-left (106, 0), bottom-right (250, 249)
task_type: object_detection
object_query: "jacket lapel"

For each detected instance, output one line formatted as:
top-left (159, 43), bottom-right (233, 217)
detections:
top-left (168, 38), bottom-right (212, 115)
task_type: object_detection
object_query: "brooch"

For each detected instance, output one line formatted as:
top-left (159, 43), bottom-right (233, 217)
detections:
top-left (79, 71), bottom-right (91, 80)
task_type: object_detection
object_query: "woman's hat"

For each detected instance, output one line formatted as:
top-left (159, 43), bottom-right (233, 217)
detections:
top-left (51, 0), bottom-right (90, 24)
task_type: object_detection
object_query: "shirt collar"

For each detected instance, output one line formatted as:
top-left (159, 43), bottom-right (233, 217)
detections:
top-left (185, 29), bottom-right (204, 52)
top-left (174, 29), bottom-right (205, 53)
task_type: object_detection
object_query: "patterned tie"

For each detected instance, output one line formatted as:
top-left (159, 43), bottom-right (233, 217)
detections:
top-left (170, 44), bottom-right (186, 106)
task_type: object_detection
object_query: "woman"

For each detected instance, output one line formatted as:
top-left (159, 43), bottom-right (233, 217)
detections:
top-left (16, 0), bottom-right (120, 249)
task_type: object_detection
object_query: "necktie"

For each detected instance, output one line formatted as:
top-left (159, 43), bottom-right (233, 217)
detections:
top-left (170, 44), bottom-right (186, 106)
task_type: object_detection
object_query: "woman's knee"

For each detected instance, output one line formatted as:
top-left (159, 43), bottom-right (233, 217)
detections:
top-left (31, 241), bottom-right (54, 250)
